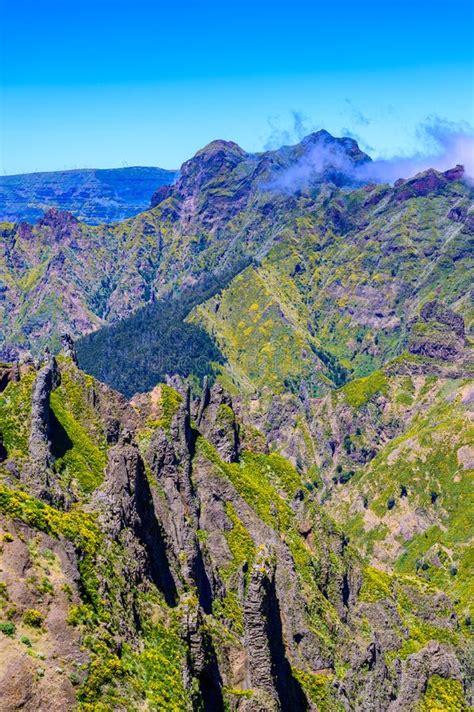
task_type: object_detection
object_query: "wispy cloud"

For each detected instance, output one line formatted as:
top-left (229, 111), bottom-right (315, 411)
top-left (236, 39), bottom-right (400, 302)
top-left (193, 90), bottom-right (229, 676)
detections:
top-left (359, 117), bottom-right (474, 183)
top-left (263, 111), bottom-right (317, 150)
top-left (265, 117), bottom-right (474, 192)
top-left (344, 99), bottom-right (371, 127)
top-left (266, 137), bottom-right (362, 192)
top-left (340, 127), bottom-right (375, 154)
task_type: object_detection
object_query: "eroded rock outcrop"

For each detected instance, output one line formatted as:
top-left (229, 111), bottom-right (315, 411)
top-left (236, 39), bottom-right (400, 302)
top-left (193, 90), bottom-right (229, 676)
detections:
top-left (61, 333), bottom-right (78, 366)
top-left (23, 353), bottom-right (64, 504)
top-left (92, 430), bottom-right (178, 611)
top-left (0, 357), bottom-right (470, 710)
top-left (408, 300), bottom-right (467, 362)
top-left (181, 597), bottom-right (225, 711)
top-left (243, 547), bottom-right (308, 712)
top-left (197, 379), bottom-right (240, 463)
top-left (388, 641), bottom-right (464, 711)
top-left (147, 387), bottom-right (213, 611)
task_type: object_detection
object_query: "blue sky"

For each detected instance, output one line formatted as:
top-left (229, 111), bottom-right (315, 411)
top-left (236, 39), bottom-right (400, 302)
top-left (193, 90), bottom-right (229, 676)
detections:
top-left (1, 0), bottom-right (473, 174)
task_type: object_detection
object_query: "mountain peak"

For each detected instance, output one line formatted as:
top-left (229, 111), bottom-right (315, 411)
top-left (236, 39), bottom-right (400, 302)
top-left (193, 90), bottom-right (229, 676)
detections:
top-left (392, 164), bottom-right (466, 202)
top-left (194, 139), bottom-right (247, 158)
top-left (38, 207), bottom-right (78, 229)
top-left (300, 128), bottom-right (336, 144)
top-left (299, 129), bottom-right (370, 163)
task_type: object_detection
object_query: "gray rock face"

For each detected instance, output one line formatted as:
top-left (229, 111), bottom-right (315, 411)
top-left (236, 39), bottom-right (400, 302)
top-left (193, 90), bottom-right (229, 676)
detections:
top-left (243, 549), bottom-right (281, 710)
top-left (23, 354), bottom-right (64, 503)
top-left (388, 641), bottom-right (464, 711)
top-left (342, 635), bottom-right (395, 711)
top-left (1, 354), bottom-right (469, 710)
top-left (181, 599), bottom-right (224, 711)
top-left (243, 548), bottom-right (308, 712)
top-left (341, 599), bottom-right (466, 711)
top-left (147, 388), bottom-right (213, 612)
top-left (92, 431), bottom-right (178, 610)
top-left (408, 300), bottom-right (466, 362)
top-left (61, 333), bottom-right (78, 365)
top-left (197, 380), bottom-right (240, 463)
top-left (28, 354), bottom-right (60, 468)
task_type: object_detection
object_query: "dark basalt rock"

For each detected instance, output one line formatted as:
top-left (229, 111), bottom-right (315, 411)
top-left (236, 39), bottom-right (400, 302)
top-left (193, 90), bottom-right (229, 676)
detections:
top-left (0, 351), bottom-right (470, 709)
top-left (28, 353), bottom-right (61, 468)
top-left (197, 380), bottom-right (240, 463)
top-left (0, 432), bottom-right (7, 462)
top-left (0, 363), bottom-right (15, 392)
top-left (408, 300), bottom-right (466, 362)
top-left (388, 641), bottom-right (463, 711)
top-left (92, 431), bottom-right (178, 609)
top-left (392, 165), bottom-right (465, 203)
top-left (61, 333), bottom-right (78, 365)
top-left (181, 600), bottom-right (224, 712)
top-left (339, 633), bottom-right (397, 712)
top-left (243, 547), bottom-right (308, 711)
top-left (23, 353), bottom-right (65, 505)
top-left (147, 388), bottom-right (214, 612)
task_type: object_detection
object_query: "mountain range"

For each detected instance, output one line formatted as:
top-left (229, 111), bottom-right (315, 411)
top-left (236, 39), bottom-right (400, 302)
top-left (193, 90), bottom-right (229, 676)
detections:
top-left (0, 130), bottom-right (472, 711)
top-left (0, 166), bottom-right (178, 225)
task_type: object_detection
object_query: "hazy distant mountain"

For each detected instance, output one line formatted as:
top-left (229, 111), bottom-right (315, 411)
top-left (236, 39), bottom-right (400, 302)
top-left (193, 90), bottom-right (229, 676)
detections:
top-left (0, 166), bottom-right (178, 224)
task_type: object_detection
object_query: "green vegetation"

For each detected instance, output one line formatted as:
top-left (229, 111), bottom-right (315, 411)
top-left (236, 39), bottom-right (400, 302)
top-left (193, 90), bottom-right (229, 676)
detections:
top-left (196, 437), bottom-right (348, 653)
top-left (293, 669), bottom-right (341, 710)
top-left (197, 439), bottom-right (294, 531)
top-left (330, 377), bottom-right (474, 619)
top-left (192, 263), bottom-right (345, 397)
top-left (223, 504), bottom-right (256, 582)
top-left (417, 675), bottom-right (468, 711)
top-left (214, 503), bottom-right (256, 634)
top-left (0, 369), bottom-right (36, 459)
top-left (0, 621), bottom-right (16, 636)
top-left (359, 566), bottom-right (391, 602)
top-left (340, 370), bottom-right (388, 408)
top-left (0, 140), bottom-right (471, 711)
top-left (23, 608), bottom-right (44, 628)
top-left (121, 611), bottom-right (189, 711)
top-left (49, 359), bottom-right (107, 493)
top-left (146, 384), bottom-right (182, 433)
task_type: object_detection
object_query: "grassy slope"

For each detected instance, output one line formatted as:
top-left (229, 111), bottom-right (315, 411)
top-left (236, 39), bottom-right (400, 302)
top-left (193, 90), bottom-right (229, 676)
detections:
top-left (191, 184), bottom-right (472, 400)
top-left (327, 372), bottom-right (474, 623)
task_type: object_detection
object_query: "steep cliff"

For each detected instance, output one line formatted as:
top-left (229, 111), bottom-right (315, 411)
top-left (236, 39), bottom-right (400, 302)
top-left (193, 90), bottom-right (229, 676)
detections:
top-left (0, 349), bottom-right (471, 710)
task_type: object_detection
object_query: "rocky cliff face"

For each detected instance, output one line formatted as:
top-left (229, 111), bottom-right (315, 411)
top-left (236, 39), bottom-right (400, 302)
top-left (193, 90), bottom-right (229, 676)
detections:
top-left (0, 350), bottom-right (471, 710)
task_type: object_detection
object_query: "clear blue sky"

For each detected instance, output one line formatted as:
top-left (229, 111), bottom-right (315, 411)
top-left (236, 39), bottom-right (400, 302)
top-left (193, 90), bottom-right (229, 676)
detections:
top-left (1, 0), bottom-right (473, 174)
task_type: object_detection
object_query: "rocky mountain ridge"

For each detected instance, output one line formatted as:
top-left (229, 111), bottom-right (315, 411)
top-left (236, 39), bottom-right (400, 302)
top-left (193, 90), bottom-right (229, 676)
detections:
top-left (0, 349), bottom-right (471, 710)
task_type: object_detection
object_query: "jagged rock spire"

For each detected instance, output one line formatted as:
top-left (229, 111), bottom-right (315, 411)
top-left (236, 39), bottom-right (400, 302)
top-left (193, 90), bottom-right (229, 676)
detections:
top-left (61, 332), bottom-right (78, 365)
